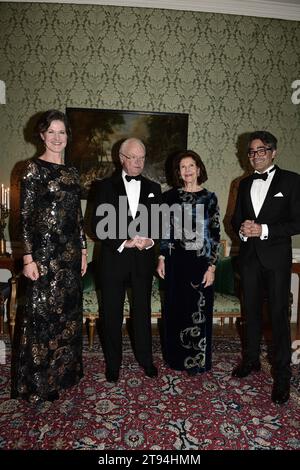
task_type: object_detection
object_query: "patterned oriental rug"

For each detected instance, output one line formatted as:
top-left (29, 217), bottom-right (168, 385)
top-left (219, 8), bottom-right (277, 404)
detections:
top-left (0, 334), bottom-right (299, 451)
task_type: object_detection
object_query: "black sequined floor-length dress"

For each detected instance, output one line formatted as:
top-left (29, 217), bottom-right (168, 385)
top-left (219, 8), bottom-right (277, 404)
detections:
top-left (14, 158), bottom-right (86, 403)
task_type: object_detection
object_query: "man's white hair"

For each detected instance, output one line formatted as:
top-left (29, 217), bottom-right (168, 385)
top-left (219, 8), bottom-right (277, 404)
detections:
top-left (119, 138), bottom-right (146, 156)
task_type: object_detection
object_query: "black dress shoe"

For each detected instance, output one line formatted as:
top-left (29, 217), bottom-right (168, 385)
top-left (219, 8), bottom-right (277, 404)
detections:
top-left (47, 390), bottom-right (59, 402)
top-left (144, 365), bottom-right (158, 378)
top-left (232, 360), bottom-right (261, 378)
top-left (187, 367), bottom-right (198, 376)
top-left (271, 381), bottom-right (290, 405)
top-left (105, 369), bottom-right (119, 383)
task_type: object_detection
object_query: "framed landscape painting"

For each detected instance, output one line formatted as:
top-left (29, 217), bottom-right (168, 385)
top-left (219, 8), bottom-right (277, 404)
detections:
top-left (65, 107), bottom-right (189, 197)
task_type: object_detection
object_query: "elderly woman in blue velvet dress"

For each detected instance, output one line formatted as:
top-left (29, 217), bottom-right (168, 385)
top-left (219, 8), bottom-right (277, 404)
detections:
top-left (157, 150), bottom-right (220, 375)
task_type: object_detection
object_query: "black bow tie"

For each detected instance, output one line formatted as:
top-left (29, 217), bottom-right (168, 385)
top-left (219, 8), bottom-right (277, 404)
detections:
top-left (252, 172), bottom-right (268, 181)
top-left (252, 167), bottom-right (275, 181)
top-left (125, 174), bottom-right (141, 182)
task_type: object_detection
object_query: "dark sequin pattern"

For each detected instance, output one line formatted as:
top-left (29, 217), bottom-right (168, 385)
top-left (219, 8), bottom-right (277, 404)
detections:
top-left (15, 158), bottom-right (86, 403)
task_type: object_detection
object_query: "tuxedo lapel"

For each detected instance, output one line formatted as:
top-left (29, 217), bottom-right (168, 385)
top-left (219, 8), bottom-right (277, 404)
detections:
top-left (138, 177), bottom-right (150, 207)
top-left (112, 171), bottom-right (127, 198)
top-left (112, 173), bottom-right (152, 222)
top-left (244, 177), bottom-right (256, 219)
top-left (111, 171), bottom-right (132, 222)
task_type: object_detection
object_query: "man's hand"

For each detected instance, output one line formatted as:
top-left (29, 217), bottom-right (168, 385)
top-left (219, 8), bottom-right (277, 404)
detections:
top-left (240, 220), bottom-right (262, 237)
top-left (124, 236), bottom-right (153, 250)
top-left (135, 237), bottom-right (153, 250)
top-left (124, 238), bottom-right (138, 248)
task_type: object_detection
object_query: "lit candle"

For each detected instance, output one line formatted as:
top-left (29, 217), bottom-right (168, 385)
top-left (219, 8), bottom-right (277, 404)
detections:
top-left (7, 187), bottom-right (10, 210)
top-left (4, 189), bottom-right (7, 209)
top-left (1, 184), bottom-right (4, 205)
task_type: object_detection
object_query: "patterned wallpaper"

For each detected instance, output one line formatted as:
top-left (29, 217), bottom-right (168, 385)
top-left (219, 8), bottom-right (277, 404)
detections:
top-left (0, 2), bottom-right (300, 244)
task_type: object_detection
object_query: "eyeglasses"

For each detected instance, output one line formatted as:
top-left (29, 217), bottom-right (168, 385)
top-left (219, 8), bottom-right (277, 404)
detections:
top-left (248, 147), bottom-right (272, 158)
top-left (120, 152), bottom-right (145, 163)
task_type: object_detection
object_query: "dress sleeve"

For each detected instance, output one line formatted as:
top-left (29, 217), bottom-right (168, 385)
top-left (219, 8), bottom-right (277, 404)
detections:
top-left (20, 161), bottom-right (39, 255)
top-left (208, 192), bottom-right (221, 266)
top-left (160, 237), bottom-right (171, 257)
top-left (73, 167), bottom-right (87, 250)
top-left (78, 204), bottom-right (87, 249)
top-left (160, 190), bottom-right (174, 257)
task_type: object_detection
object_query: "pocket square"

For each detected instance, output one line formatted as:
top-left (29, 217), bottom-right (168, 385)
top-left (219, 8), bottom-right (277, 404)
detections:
top-left (148, 193), bottom-right (155, 198)
top-left (274, 192), bottom-right (284, 197)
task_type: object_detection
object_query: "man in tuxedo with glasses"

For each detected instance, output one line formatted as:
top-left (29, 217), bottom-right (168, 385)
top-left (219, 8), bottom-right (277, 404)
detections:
top-left (92, 138), bottom-right (161, 383)
top-left (231, 130), bottom-right (300, 404)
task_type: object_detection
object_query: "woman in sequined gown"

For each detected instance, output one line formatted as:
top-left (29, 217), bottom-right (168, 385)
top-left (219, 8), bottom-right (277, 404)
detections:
top-left (157, 150), bottom-right (220, 375)
top-left (14, 110), bottom-right (87, 403)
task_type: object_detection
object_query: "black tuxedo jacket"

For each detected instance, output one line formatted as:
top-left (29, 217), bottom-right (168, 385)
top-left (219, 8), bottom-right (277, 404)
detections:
top-left (232, 166), bottom-right (300, 269)
top-left (92, 171), bottom-right (162, 274)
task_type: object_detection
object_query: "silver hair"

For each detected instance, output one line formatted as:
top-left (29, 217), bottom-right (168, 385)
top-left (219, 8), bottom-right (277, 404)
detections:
top-left (119, 138), bottom-right (146, 156)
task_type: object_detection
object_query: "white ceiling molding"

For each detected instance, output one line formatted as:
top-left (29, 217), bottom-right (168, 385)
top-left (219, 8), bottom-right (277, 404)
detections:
top-left (2, 0), bottom-right (300, 21)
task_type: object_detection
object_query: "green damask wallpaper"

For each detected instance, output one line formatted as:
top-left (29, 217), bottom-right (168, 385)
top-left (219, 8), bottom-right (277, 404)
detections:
top-left (0, 2), bottom-right (300, 244)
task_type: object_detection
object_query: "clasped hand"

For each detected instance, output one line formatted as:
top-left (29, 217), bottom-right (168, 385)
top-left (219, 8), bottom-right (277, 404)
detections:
top-left (240, 219), bottom-right (262, 238)
top-left (125, 235), bottom-right (152, 250)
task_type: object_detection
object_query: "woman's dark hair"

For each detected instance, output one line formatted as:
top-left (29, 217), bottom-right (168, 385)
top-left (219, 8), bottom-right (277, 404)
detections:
top-left (36, 109), bottom-right (72, 141)
top-left (248, 130), bottom-right (277, 151)
top-left (173, 150), bottom-right (208, 187)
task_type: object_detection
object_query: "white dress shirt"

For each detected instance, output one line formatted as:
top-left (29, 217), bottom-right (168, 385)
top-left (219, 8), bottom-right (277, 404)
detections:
top-left (251, 165), bottom-right (275, 218)
top-left (122, 170), bottom-right (141, 219)
top-left (117, 170), bottom-right (141, 253)
top-left (241, 165), bottom-right (276, 241)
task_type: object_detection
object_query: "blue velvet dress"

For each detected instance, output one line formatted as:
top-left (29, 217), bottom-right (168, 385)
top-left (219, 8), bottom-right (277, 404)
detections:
top-left (161, 188), bottom-right (220, 374)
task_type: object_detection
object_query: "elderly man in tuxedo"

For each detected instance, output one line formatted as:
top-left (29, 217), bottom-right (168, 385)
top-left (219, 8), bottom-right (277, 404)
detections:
top-left (232, 130), bottom-right (300, 404)
top-left (92, 138), bottom-right (161, 383)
